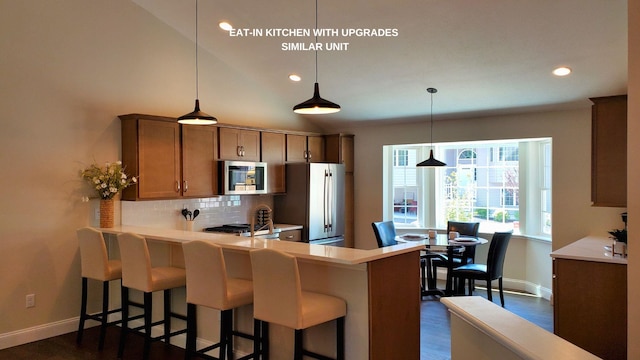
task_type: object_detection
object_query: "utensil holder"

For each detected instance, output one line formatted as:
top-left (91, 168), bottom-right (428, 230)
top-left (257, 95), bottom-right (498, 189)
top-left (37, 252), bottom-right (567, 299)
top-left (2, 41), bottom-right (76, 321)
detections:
top-left (185, 220), bottom-right (194, 232)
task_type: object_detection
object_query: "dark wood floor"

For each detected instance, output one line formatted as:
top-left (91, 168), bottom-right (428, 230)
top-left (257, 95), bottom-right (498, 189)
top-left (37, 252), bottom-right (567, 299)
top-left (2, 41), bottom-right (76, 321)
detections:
top-left (0, 290), bottom-right (552, 360)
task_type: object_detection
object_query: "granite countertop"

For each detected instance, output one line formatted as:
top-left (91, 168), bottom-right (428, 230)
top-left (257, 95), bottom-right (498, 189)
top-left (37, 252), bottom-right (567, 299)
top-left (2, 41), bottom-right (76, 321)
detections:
top-left (550, 235), bottom-right (627, 265)
top-left (100, 225), bottom-right (423, 265)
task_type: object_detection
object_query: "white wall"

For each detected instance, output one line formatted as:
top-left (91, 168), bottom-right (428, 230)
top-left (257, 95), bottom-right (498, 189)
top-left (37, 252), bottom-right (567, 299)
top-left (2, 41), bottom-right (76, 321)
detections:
top-left (0, 0), bottom-right (315, 341)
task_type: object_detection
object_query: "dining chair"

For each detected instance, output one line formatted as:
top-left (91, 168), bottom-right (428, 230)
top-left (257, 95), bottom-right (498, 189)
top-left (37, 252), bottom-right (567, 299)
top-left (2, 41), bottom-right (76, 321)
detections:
top-left (430, 221), bottom-right (480, 285)
top-left (451, 231), bottom-right (513, 307)
top-left (371, 221), bottom-right (398, 248)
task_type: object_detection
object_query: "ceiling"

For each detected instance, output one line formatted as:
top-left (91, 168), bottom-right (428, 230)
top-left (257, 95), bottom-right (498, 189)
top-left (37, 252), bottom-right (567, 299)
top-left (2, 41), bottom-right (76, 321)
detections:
top-left (131, 0), bottom-right (627, 130)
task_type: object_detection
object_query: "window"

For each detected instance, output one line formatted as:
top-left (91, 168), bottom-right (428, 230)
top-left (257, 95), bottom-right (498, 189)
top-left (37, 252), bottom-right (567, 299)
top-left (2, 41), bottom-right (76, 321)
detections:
top-left (384, 138), bottom-right (552, 237)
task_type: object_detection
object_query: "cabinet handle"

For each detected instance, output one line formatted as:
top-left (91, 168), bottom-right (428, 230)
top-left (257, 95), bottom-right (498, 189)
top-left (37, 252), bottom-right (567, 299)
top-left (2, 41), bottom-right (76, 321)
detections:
top-left (237, 146), bottom-right (241, 157)
top-left (176, 181), bottom-right (181, 193)
top-left (241, 146), bottom-right (245, 157)
top-left (183, 180), bottom-right (188, 193)
top-left (285, 235), bottom-right (294, 239)
top-left (303, 151), bottom-right (308, 159)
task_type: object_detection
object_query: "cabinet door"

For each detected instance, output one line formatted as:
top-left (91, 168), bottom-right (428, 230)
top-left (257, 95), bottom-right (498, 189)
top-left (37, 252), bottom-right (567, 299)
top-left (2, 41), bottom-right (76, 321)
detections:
top-left (219, 128), bottom-right (260, 161)
top-left (553, 258), bottom-right (627, 359)
top-left (138, 119), bottom-right (181, 199)
top-left (286, 134), bottom-right (308, 162)
top-left (307, 135), bottom-right (325, 163)
top-left (261, 132), bottom-right (286, 193)
top-left (182, 125), bottom-right (218, 198)
top-left (591, 95), bottom-right (627, 207)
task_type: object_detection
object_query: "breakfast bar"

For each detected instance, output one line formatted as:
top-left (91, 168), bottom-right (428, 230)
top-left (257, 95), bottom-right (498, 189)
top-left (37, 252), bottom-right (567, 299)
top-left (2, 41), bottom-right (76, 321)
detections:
top-left (100, 225), bottom-right (424, 360)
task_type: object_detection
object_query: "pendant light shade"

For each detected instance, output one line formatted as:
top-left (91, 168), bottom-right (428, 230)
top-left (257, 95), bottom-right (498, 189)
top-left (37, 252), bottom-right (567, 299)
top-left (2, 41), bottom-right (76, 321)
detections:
top-left (178, 99), bottom-right (217, 125)
top-left (293, 83), bottom-right (341, 114)
top-left (417, 87), bottom-right (446, 167)
top-left (293, 0), bottom-right (341, 115)
top-left (178, 0), bottom-right (217, 125)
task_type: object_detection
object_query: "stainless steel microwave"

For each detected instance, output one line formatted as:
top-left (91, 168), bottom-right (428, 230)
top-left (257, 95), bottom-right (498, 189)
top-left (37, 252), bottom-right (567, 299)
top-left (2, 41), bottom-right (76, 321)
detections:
top-left (220, 161), bottom-right (268, 195)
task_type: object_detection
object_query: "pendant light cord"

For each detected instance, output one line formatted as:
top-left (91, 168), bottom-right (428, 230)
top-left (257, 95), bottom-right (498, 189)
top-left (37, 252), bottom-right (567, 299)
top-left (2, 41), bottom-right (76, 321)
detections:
top-left (195, 0), bottom-right (200, 100)
top-left (314, 0), bottom-right (318, 83)
top-left (430, 91), bottom-right (434, 146)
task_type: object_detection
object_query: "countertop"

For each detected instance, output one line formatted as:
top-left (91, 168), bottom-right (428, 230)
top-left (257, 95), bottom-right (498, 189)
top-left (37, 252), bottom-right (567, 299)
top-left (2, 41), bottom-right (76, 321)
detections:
top-left (550, 235), bottom-right (627, 264)
top-left (441, 296), bottom-right (600, 359)
top-left (100, 225), bottom-right (423, 265)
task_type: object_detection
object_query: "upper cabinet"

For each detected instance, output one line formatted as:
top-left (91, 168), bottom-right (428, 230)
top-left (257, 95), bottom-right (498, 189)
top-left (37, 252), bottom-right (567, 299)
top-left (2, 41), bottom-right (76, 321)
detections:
top-left (261, 131), bottom-right (286, 193)
top-left (590, 95), bottom-right (627, 207)
top-left (120, 114), bottom-right (218, 200)
top-left (219, 127), bottom-right (260, 161)
top-left (286, 134), bottom-right (325, 163)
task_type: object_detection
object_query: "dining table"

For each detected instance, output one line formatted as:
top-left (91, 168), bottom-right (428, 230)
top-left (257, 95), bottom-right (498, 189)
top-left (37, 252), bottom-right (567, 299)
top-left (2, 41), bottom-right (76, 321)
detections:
top-left (397, 233), bottom-right (489, 297)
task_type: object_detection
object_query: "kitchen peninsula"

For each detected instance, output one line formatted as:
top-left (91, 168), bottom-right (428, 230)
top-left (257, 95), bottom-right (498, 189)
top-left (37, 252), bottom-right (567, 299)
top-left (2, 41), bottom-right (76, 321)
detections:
top-left (551, 236), bottom-right (627, 359)
top-left (101, 225), bottom-right (423, 360)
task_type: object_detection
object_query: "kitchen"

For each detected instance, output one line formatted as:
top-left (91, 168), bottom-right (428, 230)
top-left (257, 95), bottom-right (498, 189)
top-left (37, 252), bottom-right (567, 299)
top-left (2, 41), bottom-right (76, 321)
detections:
top-left (1, 1), bottom-right (639, 359)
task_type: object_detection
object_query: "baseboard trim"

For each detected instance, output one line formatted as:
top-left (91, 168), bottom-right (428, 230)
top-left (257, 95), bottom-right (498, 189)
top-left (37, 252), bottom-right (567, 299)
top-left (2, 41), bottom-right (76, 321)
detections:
top-left (435, 269), bottom-right (552, 301)
top-left (0, 317), bottom-right (81, 350)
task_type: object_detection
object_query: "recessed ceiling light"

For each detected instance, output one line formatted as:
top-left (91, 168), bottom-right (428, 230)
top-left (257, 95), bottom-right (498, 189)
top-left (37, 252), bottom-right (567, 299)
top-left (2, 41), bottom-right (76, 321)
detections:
top-left (219, 21), bottom-right (233, 31)
top-left (288, 74), bottom-right (302, 82)
top-left (552, 66), bottom-right (572, 76)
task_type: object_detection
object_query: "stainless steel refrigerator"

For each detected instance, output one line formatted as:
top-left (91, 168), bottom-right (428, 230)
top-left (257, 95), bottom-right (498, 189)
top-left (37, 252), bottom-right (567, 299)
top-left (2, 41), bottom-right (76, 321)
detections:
top-left (274, 163), bottom-right (345, 246)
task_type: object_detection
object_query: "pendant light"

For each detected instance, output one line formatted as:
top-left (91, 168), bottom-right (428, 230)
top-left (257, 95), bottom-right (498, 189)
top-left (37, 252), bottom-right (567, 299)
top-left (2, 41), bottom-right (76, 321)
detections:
top-left (293, 0), bottom-right (341, 115)
top-left (417, 88), bottom-right (446, 167)
top-left (178, 0), bottom-right (217, 125)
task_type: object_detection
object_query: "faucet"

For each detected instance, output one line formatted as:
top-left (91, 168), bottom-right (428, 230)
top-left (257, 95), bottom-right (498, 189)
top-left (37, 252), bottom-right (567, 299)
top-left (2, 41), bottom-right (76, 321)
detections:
top-left (250, 204), bottom-right (274, 237)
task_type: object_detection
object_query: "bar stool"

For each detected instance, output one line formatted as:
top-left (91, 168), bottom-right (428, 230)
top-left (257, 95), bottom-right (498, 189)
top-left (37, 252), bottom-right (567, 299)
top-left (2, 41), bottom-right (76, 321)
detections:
top-left (117, 232), bottom-right (188, 359)
top-left (76, 227), bottom-right (122, 350)
top-left (182, 240), bottom-right (262, 360)
top-left (250, 248), bottom-right (346, 360)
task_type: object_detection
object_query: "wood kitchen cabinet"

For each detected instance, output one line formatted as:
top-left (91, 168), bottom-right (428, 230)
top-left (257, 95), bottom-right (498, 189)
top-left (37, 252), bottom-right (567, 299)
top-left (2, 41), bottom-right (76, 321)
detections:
top-left (261, 131), bottom-right (286, 193)
top-left (219, 127), bottom-right (260, 161)
top-left (552, 256), bottom-right (627, 359)
top-left (120, 114), bottom-right (218, 200)
top-left (286, 134), bottom-right (325, 163)
top-left (590, 95), bottom-right (627, 207)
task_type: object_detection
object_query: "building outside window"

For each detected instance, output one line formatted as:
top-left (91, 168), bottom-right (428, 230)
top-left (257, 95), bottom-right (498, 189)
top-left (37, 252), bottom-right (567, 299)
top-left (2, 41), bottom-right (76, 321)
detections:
top-left (384, 138), bottom-right (551, 238)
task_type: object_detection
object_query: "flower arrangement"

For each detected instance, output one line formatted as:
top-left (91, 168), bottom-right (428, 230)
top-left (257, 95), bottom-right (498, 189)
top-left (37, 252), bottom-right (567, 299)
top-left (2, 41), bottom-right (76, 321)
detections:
top-left (81, 161), bottom-right (136, 200)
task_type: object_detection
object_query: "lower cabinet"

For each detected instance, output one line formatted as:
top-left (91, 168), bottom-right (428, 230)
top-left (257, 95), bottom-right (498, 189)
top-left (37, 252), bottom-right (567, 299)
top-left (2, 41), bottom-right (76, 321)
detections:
top-left (552, 258), bottom-right (627, 359)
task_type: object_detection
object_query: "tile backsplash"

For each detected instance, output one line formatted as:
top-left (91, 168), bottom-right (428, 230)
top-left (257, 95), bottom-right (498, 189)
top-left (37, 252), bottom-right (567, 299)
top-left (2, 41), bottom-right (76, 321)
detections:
top-left (120, 195), bottom-right (275, 231)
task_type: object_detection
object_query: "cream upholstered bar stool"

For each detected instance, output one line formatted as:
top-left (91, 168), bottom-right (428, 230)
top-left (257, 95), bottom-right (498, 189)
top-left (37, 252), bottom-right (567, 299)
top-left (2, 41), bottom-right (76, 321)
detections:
top-left (117, 232), bottom-right (188, 359)
top-left (182, 240), bottom-right (262, 360)
top-left (76, 227), bottom-right (123, 350)
top-left (250, 248), bottom-right (346, 360)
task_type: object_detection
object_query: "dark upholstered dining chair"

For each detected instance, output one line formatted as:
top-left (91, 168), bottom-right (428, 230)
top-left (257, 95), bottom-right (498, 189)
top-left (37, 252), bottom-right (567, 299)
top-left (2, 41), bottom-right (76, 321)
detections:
top-left (371, 221), bottom-right (398, 248)
top-left (430, 221), bottom-right (480, 284)
top-left (452, 231), bottom-right (513, 307)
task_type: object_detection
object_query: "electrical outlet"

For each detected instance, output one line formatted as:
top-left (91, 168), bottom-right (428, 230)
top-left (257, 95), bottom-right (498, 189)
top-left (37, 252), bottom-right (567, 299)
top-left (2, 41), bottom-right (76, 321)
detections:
top-left (26, 294), bottom-right (35, 308)
top-left (94, 208), bottom-right (100, 220)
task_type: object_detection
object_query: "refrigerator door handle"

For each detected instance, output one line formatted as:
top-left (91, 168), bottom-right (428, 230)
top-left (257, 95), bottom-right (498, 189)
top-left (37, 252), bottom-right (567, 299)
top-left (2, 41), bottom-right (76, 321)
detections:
top-left (324, 169), bottom-right (329, 232)
top-left (328, 169), bottom-right (333, 231)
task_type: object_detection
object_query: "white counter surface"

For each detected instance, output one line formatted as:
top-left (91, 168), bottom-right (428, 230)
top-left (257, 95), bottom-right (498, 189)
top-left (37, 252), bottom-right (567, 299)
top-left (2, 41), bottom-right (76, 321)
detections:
top-left (100, 225), bottom-right (423, 265)
top-left (550, 236), bottom-right (627, 265)
top-left (442, 297), bottom-right (600, 360)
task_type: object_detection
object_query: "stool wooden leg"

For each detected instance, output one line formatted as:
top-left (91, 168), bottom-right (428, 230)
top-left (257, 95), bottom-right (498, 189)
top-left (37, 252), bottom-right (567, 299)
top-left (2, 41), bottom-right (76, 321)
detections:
top-left (98, 281), bottom-right (110, 350)
top-left (294, 329), bottom-right (303, 360)
top-left (252, 319), bottom-right (262, 359)
top-left (499, 277), bottom-right (505, 307)
top-left (143, 292), bottom-right (153, 360)
top-left (163, 290), bottom-right (171, 343)
top-left (76, 277), bottom-right (88, 345)
top-left (336, 317), bottom-right (345, 360)
top-left (185, 303), bottom-right (197, 360)
top-left (262, 321), bottom-right (269, 360)
top-left (118, 287), bottom-right (129, 359)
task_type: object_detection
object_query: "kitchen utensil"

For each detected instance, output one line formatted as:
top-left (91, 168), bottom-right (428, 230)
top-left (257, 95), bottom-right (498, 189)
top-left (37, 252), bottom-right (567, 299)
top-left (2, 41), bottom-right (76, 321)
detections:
top-left (187, 211), bottom-right (192, 221)
top-left (181, 208), bottom-right (189, 220)
top-left (193, 209), bottom-right (200, 220)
